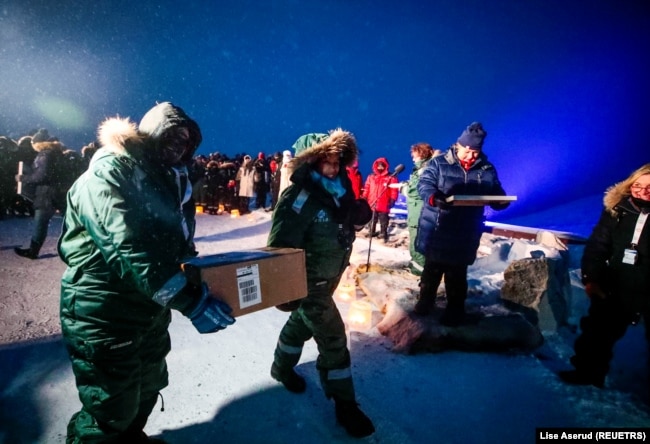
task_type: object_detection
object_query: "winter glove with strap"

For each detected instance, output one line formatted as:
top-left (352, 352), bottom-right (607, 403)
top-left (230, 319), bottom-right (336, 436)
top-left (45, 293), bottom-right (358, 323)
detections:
top-left (184, 283), bottom-right (235, 333)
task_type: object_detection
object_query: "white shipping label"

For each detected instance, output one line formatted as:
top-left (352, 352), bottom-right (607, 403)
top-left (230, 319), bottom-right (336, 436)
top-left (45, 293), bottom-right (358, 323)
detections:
top-left (236, 264), bottom-right (262, 309)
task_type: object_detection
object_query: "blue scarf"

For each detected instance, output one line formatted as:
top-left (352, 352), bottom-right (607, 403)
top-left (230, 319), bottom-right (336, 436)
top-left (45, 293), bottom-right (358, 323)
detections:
top-left (310, 170), bottom-right (347, 199)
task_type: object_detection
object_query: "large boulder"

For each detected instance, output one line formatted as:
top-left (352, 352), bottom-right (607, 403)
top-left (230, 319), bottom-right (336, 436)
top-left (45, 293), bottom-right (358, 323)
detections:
top-left (500, 254), bottom-right (572, 332)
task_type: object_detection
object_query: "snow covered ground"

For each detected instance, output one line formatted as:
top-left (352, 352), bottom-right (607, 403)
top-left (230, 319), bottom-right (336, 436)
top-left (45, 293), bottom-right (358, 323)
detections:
top-left (1, 196), bottom-right (649, 443)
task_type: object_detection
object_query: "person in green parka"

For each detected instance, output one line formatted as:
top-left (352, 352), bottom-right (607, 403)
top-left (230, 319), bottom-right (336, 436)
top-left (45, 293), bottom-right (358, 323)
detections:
top-left (404, 142), bottom-right (439, 276)
top-left (59, 102), bottom-right (235, 443)
top-left (267, 128), bottom-right (375, 438)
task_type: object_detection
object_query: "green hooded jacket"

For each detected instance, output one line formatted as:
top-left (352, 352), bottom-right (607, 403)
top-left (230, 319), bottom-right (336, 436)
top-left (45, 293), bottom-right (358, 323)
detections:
top-left (268, 129), bottom-right (361, 280)
top-left (406, 158), bottom-right (432, 228)
top-left (59, 111), bottom-right (199, 343)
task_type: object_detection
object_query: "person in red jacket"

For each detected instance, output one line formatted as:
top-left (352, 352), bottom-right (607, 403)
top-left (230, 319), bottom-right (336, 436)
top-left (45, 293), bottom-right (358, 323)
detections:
top-left (346, 158), bottom-right (363, 199)
top-left (362, 157), bottom-right (398, 242)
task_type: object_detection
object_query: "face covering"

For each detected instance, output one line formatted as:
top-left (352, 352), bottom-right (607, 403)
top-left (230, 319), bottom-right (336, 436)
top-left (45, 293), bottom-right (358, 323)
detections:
top-left (459, 157), bottom-right (477, 170)
top-left (631, 196), bottom-right (650, 209)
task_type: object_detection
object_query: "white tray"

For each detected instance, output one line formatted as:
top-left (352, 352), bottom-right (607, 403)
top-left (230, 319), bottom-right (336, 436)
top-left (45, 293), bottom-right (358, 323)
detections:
top-left (445, 195), bottom-right (517, 206)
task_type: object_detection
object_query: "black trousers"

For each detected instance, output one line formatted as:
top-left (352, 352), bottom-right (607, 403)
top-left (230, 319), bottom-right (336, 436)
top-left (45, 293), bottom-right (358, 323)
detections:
top-left (369, 211), bottom-right (389, 238)
top-left (571, 296), bottom-right (650, 380)
top-left (420, 259), bottom-right (468, 311)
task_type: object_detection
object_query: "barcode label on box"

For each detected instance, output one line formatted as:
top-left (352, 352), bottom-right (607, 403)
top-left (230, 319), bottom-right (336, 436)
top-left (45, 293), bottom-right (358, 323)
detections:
top-left (236, 264), bottom-right (262, 309)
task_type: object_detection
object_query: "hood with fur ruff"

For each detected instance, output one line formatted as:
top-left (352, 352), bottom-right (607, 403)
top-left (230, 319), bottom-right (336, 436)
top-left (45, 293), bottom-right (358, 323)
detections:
top-left (31, 140), bottom-right (64, 154)
top-left (603, 164), bottom-right (650, 215)
top-left (603, 182), bottom-right (629, 215)
top-left (95, 103), bottom-right (201, 167)
top-left (287, 128), bottom-right (358, 177)
top-left (96, 116), bottom-right (145, 161)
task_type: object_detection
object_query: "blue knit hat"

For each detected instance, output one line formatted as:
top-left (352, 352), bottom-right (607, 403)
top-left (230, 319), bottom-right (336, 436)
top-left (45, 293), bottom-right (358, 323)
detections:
top-left (457, 122), bottom-right (486, 149)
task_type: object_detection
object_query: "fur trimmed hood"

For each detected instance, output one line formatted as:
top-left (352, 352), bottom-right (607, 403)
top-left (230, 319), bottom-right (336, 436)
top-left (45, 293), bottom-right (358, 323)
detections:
top-left (97, 116), bottom-right (145, 158)
top-left (288, 128), bottom-right (358, 174)
top-left (95, 102), bottom-right (201, 167)
top-left (603, 182), bottom-right (629, 215)
top-left (31, 140), bottom-right (64, 154)
top-left (603, 163), bottom-right (650, 215)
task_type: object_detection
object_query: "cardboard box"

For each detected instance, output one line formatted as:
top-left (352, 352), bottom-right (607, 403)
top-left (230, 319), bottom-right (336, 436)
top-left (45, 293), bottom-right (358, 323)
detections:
top-left (181, 247), bottom-right (307, 317)
top-left (445, 195), bottom-right (517, 206)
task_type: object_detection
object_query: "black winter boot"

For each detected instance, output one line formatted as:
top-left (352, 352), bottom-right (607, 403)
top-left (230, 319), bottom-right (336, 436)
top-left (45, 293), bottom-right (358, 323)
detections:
top-left (440, 305), bottom-right (465, 327)
top-left (271, 363), bottom-right (306, 393)
top-left (413, 284), bottom-right (435, 316)
top-left (558, 370), bottom-right (605, 388)
top-left (14, 240), bottom-right (41, 259)
top-left (334, 398), bottom-right (375, 438)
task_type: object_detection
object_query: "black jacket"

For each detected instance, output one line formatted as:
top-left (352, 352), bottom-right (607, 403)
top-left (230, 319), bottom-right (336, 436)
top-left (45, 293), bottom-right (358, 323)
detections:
top-left (582, 192), bottom-right (650, 312)
top-left (23, 142), bottom-right (66, 211)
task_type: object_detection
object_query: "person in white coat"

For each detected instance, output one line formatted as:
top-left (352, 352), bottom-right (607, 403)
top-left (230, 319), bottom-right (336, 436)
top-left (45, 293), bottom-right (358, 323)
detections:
top-left (278, 149), bottom-right (293, 198)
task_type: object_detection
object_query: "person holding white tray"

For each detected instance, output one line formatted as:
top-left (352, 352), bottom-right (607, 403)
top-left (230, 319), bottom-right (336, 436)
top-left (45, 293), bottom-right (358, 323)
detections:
top-left (413, 122), bottom-right (510, 326)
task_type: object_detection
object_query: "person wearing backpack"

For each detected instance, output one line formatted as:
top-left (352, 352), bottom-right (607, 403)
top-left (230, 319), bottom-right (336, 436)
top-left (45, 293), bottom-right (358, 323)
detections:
top-left (14, 129), bottom-right (67, 259)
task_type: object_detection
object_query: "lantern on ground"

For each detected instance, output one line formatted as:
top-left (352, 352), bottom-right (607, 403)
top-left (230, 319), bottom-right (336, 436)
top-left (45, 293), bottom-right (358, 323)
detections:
top-left (347, 300), bottom-right (373, 331)
top-left (231, 209), bottom-right (240, 218)
top-left (335, 282), bottom-right (355, 303)
top-left (195, 205), bottom-right (204, 213)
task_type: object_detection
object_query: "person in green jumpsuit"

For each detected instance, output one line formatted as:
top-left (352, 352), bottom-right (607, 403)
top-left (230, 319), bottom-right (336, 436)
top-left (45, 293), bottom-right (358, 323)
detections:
top-left (59, 102), bottom-right (235, 443)
top-left (404, 142), bottom-right (439, 276)
top-left (267, 128), bottom-right (375, 438)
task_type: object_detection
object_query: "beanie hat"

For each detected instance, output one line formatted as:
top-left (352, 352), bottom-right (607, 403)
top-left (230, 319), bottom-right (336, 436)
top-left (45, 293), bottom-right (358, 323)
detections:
top-left (32, 128), bottom-right (51, 144)
top-left (292, 133), bottom-right (328, 156)
top-left (457, 122), bottom-right (486, 149)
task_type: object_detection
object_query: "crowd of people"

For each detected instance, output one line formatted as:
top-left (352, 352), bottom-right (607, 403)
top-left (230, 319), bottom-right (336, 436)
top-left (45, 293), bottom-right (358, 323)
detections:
top-left (2, 126), bottom-right (416, 255)
top-left (2, 108), bottom-right (649, 441)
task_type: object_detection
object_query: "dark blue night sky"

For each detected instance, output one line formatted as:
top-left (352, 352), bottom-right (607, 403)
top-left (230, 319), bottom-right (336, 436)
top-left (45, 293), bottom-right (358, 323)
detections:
top-left (2, 0), bottom-right (649, 223)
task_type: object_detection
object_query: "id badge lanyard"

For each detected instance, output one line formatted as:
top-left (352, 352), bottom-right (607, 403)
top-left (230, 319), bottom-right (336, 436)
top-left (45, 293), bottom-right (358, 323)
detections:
top-left (623, 212), bottom-right (649, 265)
top-left (631, 212), bottom-right (649, 248)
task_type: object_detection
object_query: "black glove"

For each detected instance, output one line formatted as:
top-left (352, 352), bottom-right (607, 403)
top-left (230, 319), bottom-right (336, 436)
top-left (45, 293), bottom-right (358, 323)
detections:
top-left (351, 199), bottom-right (372, 227)
top-left (490, 201), bottom-right (510, 211)
top-left (185, 283), bottom-right (236, 333)
top-left (429, 193), bottom-right (451, 209)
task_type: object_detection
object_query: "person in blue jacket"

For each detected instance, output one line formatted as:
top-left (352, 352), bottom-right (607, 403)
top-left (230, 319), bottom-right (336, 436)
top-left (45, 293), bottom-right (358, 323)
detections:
top-left (414, 122), bottom-right (509, 326)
